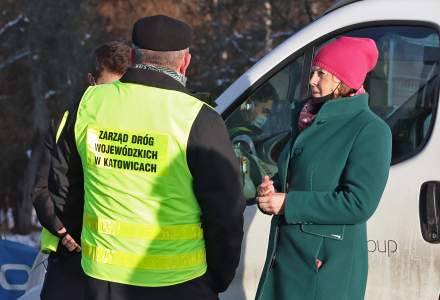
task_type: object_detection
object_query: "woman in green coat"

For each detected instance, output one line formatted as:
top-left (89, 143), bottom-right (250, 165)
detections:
top-left (255, 36), bottom-right (392, 300)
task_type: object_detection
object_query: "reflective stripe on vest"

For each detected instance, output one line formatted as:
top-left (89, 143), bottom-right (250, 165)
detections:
top-left (82, 240), bottom-right (206, 270)
top-left (40, 110), bottom-right (70, 253)
top-left (55, 110), bottom-right (69, 142)
top-left (74, 82), bottom-right (208, 286)
top-left (83, 213), bottom-right (203, 240)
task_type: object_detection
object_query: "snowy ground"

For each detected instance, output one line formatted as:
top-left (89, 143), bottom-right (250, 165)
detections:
top-left (1, 207), bottom-right (42, 248)
top-left (2, 231), bottom-right (41, 249)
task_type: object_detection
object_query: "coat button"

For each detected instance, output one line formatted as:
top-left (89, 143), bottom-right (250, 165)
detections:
top-left (316, 119), bottom-right (327, 125)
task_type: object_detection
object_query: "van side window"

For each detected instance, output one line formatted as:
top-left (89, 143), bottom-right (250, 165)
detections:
top-left (335, 26), bottom-right (440, 164)
top-left (225, 55), bottom-right (305, 198)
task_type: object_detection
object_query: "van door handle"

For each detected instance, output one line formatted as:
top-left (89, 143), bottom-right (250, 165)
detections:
top-left (419, 181), bottom-right (440, 243)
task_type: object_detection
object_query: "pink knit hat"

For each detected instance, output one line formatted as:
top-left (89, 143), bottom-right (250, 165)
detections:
top-left (312, 36), bottom-right (379, 90)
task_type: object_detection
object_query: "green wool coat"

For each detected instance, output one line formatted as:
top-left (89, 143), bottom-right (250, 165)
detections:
top-left (255, 93), bottom-right (392, 300)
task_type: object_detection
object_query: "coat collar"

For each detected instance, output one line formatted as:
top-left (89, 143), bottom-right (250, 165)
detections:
top-left (316, 93), bottom-right (369, 119)
top-left (120, 67), bottom-right (189, 94)
top-left (119, 67), bottom-right (213, 104)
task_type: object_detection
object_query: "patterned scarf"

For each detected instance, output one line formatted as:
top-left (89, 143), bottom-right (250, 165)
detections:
top-left (133, 63), bottom-right (187, 87)
top-left (298, 99), bottom-right (326, 131)
top-left (298, 86), bottom-right (366, 131)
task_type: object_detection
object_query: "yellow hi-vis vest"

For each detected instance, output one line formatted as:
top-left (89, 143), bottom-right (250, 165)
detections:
top-left (74, 81), bottom-right (207, 287)
top-left (40, 111), bottom-right (70, 253)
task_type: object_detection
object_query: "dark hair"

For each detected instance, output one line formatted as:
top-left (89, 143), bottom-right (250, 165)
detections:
top-left (91, 41), bottom-right (131, 78)
top-left (252, 83), bottom-right (279, 103)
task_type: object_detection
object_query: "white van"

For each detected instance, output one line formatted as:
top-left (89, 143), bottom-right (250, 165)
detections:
top-left (19, 0), bottom-right (439, 299)
top-left (218, 0), bottom-right (440, 299)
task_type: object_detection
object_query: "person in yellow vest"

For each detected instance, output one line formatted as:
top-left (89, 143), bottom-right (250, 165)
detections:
top-left (32, 41), bottom-right (131, 300)
top-left (51, 15), bottom-right (245, 300)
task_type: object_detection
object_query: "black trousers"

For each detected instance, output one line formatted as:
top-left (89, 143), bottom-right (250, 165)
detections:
top-left (40, 252), bottom-right (86, 300)
top-left (85, 272), bottom-right (219, 300)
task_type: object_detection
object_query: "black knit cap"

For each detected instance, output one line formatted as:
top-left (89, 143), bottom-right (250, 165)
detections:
top-left (132, 15), bottom-right (193, 51)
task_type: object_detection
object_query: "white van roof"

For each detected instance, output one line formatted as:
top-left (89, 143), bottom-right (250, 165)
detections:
top-left (324, 0), bottom-right (364, 16)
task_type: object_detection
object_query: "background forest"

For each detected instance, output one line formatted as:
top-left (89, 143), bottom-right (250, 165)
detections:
top-left (0, 0), bottom-right (334, 234)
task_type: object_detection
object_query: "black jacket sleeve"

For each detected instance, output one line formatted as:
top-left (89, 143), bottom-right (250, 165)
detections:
top-left (32, 119), bottom-right (65, 235)
top-left (48, 104), bottom-right (84, 244)
top-left (187, 105), bottom-right (245, 293)
top-left (31, 102), bottom-right (84, 251)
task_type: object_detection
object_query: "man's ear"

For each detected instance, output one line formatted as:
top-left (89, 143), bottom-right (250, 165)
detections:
top-left (87, 73), bottom-right (96, 86)
top-left (178, 51), bottom-right (191, 75)
top-left (130, 49), bottom-right (137, 65)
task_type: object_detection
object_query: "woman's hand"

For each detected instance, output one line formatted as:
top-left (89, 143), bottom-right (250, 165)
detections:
top-left (258, 175), bottom-right (275, 197)
top-left (257, 193), bottom-right (286, 215)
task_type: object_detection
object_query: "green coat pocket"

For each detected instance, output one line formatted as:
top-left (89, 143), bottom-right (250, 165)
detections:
top-left (300, 224), bottom-right (345, 240)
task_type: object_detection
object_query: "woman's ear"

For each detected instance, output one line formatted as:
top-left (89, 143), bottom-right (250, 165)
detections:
top-left (335, 83), bottom-right (343, 97)
top-left (331, 74), bottom-right (341, 84)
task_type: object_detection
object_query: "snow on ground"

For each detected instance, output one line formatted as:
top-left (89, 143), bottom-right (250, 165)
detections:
top-left (2, 231), bottom-right (41, 249)
top-left (1, 207), bottom-right (42, 248)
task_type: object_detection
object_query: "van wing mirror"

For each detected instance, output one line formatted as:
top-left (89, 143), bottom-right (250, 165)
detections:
top-left (419, 181), bottom-right (440, 243)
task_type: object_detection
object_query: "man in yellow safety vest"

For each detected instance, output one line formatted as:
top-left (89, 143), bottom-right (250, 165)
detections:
top-left (51, 15), bottom-right (245, 300)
